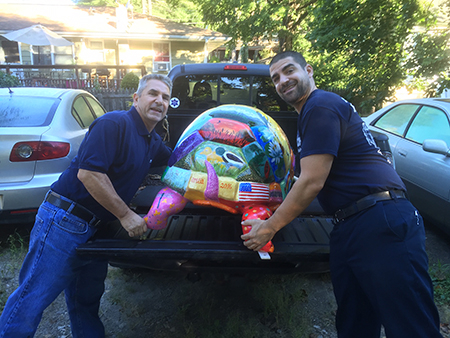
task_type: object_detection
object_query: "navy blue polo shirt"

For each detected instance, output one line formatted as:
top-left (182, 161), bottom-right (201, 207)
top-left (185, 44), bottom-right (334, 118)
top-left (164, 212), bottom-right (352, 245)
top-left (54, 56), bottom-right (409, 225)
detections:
top-left (297, 89), bottom-right (405, 214)
top-left (51, 106), bottom-right (172, 221)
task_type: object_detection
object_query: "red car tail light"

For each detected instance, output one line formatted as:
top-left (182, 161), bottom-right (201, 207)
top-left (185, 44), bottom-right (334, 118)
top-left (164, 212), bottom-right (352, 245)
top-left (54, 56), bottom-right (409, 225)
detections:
top-left (10, 141), bottom-right (70, 162)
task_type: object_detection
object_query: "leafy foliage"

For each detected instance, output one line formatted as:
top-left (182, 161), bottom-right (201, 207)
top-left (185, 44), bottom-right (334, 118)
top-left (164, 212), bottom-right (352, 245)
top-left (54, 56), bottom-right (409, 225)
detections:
top-left (405, 30), bottom-right (450, 97)
top-left (120, 72), bottom-right (140, 90)
top-left (194, 0), bottom-right (271, 43)
top-left (152, 0), bottom-right (203, 25)
top-left (0, 72), bottom-right (21, 88)
top-left (193, 0), bottom-right (449, 111)
top-left (194, 0), bottom-right (316, 52)
top-left (403, 2), bottom-right (450, 98)
top-left (75, 0), bottom-right (203, 26)
top-left (307, 0), bottom-right (420, 112)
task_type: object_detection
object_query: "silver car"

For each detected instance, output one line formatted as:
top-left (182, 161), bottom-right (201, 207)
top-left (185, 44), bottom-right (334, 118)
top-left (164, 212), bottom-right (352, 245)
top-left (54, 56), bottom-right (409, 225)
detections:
top-left (364, 98), bottom-right (450, 233)
top-left (0, 87), bottom-right (106, 224)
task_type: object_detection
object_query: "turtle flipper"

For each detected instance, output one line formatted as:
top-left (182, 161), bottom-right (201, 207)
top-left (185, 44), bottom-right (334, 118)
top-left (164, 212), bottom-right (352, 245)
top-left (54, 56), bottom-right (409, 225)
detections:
top-left (144, 187), bottom-right (188, 230)
top-left (241, 205), bottom-right (274, 253)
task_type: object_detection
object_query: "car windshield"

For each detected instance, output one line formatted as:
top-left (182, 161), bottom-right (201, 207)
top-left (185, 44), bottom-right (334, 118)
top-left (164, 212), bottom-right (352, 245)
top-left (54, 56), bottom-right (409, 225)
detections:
top-left (0, 96), bottom-right (58, 127)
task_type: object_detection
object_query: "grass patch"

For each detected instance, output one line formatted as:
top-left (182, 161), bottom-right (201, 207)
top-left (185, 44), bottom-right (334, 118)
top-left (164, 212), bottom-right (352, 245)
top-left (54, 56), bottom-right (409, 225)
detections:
top-left (0, 231), bottom-right (28, 311)
top-left (6, 231), bottom-right (25, 253)
top-left (254, 274), bottom-right (309, 336)
top-left (430, 262), bottom-right (450, 306)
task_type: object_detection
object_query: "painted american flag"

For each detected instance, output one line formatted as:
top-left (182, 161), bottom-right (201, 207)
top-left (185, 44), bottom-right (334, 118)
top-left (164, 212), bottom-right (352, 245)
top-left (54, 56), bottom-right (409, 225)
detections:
top-left (238, 182), bottom-right (270, 201)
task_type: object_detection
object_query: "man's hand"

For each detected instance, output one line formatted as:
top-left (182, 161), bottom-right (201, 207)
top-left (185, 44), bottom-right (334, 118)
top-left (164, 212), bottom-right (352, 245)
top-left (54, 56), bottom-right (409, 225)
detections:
top-left (78, 169), bottom-right (148, 238)
top-left (241, 218), bottom-right (276, 251)
top-left (240, 154), bottom-right (335, 251)
top-left (119, 209), bottom-right (148, 238)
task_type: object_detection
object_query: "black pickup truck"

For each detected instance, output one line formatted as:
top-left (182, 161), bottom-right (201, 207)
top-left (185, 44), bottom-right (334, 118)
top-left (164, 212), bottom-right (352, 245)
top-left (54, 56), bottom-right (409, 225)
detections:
top-left (78, 63), bottom-right (391, 274)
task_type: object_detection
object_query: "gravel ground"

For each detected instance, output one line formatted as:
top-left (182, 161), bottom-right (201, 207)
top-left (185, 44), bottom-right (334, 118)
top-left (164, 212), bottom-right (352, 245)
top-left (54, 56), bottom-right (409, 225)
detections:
top-left (2, 222), bottom-right (450, 338)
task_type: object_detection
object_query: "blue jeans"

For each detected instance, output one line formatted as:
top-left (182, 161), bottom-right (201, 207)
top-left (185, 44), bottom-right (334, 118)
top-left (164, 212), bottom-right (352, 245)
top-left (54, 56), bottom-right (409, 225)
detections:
top-left (330, 198), bottom-right (442, 338)
top-left (0, 195), bottom-right (108, 338)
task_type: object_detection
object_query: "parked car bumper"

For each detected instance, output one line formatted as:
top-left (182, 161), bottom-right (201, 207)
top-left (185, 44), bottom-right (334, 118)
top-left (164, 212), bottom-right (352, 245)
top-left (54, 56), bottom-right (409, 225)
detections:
top-left (0, 174), bottom-right (60, 224)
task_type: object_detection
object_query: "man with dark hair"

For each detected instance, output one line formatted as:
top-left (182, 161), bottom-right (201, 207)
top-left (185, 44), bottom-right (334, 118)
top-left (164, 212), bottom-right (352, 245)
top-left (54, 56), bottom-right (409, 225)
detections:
top-left (0, 74), bottom-right (173, 337)
top-left (242, 51), bottom-right (442, 337)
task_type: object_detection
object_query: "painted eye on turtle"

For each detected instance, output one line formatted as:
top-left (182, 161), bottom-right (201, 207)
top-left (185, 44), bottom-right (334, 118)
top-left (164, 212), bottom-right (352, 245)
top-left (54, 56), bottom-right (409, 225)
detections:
top-left (215, 147), bottom-right (225, 156)
top-left (222, 151), bottom-right (245, 168)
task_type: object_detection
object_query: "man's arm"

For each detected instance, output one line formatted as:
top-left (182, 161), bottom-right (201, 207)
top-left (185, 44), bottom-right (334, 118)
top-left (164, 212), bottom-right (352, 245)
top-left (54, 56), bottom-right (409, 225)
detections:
top-left (241, 153), bottom-right (334, 251)
top-left (77, 169), bottom-right (147, 238)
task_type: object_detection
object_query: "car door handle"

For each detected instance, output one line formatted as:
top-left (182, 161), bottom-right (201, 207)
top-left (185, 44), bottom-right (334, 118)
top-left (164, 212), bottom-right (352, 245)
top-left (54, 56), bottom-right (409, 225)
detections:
top-left (397, 149), bottom-right (407, 157)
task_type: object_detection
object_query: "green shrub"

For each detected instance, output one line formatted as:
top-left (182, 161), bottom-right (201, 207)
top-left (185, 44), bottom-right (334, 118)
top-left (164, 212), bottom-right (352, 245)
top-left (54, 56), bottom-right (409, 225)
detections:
top-left (0, 72), bottom-right (21, 88)
top-left (120, 72), bottom-right (140, 90)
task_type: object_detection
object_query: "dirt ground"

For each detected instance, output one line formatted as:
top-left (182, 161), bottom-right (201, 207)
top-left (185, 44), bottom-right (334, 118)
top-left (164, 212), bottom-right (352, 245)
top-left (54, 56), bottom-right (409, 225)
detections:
top-left (32, 269), bottom-right (338, 338)
top-left (2, 223), bottom-right (450, 338)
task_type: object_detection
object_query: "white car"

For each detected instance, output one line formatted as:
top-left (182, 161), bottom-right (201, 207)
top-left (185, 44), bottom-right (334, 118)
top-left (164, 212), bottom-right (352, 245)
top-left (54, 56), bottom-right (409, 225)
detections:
top-left (0, 87), bottom-right (106, 224)
top-left (364, 98), bottom-right (450, 234)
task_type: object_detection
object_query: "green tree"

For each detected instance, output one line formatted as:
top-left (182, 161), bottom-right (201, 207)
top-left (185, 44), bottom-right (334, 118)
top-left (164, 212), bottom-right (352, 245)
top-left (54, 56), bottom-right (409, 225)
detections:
top-left (404, 1), bottom-right (450, 97)
top-left (404, 30), bottom-right (450, 97)
top-left (194, 0), bottom-right (317, 54)
top-left (194, 0), bottom-right (430, 112)
top-left (307, 0), bottom-right (420, 113)
top-left (153, 0), bottom-right (203, 25)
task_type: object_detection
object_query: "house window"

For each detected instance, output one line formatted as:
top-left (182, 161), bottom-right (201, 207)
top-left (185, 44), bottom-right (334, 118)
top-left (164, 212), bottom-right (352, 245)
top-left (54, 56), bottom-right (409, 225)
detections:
top-left (33, 45), bottom-right (52, 65)
top-left (89, 40), bottom-right (105, 63)
top-left (54, 45), bottom-right (73, 65)
top-left (153, 42), bottom-right (170, 62)
top-left (2, 40), bottom-right (20, 63)
top-left (209, 49), bottom-right (227, 62)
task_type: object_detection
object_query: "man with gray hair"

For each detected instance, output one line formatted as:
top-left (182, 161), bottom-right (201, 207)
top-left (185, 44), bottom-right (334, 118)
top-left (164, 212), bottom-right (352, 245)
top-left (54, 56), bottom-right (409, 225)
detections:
top-left (0, 74), bottom-right (173, 337)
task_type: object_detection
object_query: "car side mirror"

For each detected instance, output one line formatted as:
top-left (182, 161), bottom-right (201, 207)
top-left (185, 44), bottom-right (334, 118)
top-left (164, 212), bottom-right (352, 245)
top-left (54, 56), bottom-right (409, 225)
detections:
top-left (423, 139), bottom-right (450, 156)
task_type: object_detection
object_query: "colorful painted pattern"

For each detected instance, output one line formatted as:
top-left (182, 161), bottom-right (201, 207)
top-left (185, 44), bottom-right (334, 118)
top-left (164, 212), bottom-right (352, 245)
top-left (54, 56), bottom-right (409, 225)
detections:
top-left (146, 105), bottom-right (294, 252)
top-left (161, 105), bottom-right (294, 208)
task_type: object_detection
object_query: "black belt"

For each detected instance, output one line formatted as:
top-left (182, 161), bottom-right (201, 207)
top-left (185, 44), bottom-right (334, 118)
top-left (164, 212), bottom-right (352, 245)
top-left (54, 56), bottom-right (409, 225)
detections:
top-left (333, 190), bottom-right (407, 224)
top-left (45, 191), bottom-right (100, 227)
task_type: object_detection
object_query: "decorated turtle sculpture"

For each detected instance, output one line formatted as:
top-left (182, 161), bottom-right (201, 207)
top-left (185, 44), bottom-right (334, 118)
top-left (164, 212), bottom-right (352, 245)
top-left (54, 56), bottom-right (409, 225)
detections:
top-left (144, 104), bottom-right (294, 253)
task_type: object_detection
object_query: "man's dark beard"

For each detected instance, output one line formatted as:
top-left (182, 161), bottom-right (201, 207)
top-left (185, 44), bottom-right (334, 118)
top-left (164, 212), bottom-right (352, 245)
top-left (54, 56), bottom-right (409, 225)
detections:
top-left (280, 81), bottom-right (309, 106)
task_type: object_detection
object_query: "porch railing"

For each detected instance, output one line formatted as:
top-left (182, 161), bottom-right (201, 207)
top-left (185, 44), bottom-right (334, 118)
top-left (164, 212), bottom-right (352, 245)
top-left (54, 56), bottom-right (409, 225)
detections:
top-left (0, 64), bottom-right (147, 90)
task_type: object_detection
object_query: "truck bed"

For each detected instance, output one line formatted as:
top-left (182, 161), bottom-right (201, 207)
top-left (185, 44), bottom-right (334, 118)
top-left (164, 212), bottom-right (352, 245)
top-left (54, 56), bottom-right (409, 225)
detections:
top-left (77, 205), bottom-right (332, 274)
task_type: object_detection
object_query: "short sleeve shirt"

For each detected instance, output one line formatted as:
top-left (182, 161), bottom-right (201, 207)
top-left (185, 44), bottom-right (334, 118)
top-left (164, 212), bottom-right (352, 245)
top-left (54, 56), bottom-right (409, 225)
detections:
top-left (297, 89), bottom-right (405, 214)
top-left (51, 106), bottom-right (172, 221)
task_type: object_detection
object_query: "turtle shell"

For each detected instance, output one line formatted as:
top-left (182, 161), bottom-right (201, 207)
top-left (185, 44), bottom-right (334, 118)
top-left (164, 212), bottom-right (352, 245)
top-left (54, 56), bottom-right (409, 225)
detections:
top-left (162, 104), bottom-right (294, 213)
